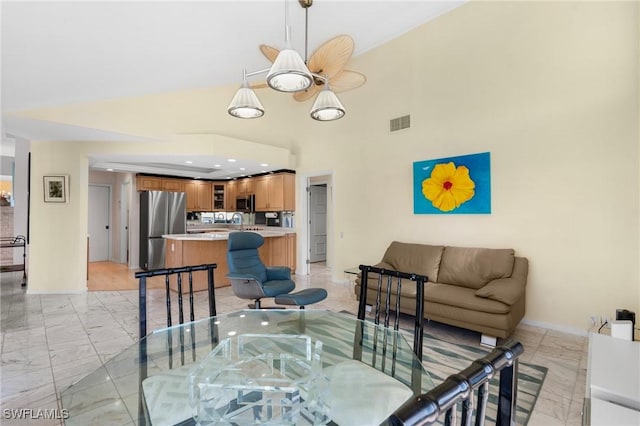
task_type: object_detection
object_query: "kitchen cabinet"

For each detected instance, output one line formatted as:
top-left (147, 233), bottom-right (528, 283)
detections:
top-left (286, 233), bottom-right (296, 271)
top-left (136, 176), bottom-right (183, 192)
top-left (254, 173), bottom-right (295, 211)
top-left (226, 181), bottom-right (237, 209)
top-left (136, 176), bottom-right (162, 191)
top-left (184, 180), bottom-right (212, 211)
top-left (212, 183), bottom-right (226, 211)
top-left (161, 178), bottom-right (183, 192)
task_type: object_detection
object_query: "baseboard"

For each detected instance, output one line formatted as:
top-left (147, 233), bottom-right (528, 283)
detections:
top-left (521, 318), bottom-right (588, 337)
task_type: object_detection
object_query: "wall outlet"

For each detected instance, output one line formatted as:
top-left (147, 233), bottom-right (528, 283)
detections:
top-left (589, 315), bottom-right (597, 327)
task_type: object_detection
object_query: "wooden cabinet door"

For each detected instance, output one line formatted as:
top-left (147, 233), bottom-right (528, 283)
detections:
top-left (162, 179), bottom-right (183, 192)
top-left (226, 181), bottom-right (237, 209)
top-left (267, 236), bottom-right (287, 267)
top-left (267, 174), bottom-right (285, 211)
top-left (243, 178), bottom-right (255, 195)
top-left (198, 182), bottom-right (213, 211)
top-left (136, 176), bottom-right (162, 191)
top-left (283, 174), bottom-right (295, 211)
top-left (253, 177), bottom-right (269, 211)
top-left (184, 181), bottom-right (198, 211)
top-left (286, 233), bottom-right (296, 271)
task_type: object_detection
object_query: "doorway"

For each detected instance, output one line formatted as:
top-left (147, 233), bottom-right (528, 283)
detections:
top-left (309, 184), bottom-right (327, 263)
top-left (88, 184), bottom-right (111, 262)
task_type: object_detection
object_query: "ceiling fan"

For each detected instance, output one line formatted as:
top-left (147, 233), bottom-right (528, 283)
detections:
top-left (255, 0), bottom-right (366, 102)
top-left (227, 0), bottom-right (365, 121)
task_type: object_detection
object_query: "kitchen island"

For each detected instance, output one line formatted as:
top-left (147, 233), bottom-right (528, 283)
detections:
top-left (163, 229), bottom-right (296, 291)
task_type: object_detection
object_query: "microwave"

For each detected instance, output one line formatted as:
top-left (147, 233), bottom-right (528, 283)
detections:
top-left (236, 194), bottom-right (255, 212)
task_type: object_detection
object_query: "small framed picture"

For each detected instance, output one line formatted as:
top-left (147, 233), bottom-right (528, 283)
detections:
top-left (43, 175), bottom-right (69, 203)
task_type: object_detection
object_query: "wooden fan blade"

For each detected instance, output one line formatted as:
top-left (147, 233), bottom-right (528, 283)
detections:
top-left (293, 84), bottom-right (320, 102)
top-left (259, 44), bottom-right (280, 63)
top-left (250, 82), bottom-right (269, 90)
top-left (329, 70), bottom-right (367, 93)
top-left (307, 35), bottom-right (354, 79)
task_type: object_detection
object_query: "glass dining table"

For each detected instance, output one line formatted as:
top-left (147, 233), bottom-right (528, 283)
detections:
top-left (60, 309), bottom-right (434, 425)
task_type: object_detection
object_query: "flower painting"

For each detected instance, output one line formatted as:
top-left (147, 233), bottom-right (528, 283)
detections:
top-left (413, 152), bottom-right (491, 214)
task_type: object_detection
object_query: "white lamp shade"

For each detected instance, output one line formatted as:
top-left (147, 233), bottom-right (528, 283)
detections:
top-left (310, 88), bottom-right (345, 121)
top-left (266, 49), bottom-right (313, 92)
top-left (228, 86), bottom-right (264, 119)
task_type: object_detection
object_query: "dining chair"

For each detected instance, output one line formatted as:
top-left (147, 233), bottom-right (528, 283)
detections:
top-left (356, 264), bottom-right (428, 361)
top-left (135, 263), bottom-right (218, 426)
top-left (226, 231), bottom-right (296, 308)
top-left (355, 264), bottom-right (427, 397)
top-left (387, 340), bottom-right (525, 426)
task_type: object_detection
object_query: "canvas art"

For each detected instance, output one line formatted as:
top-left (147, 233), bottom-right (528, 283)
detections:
top-left (413, 152), bottom-right (491, 214)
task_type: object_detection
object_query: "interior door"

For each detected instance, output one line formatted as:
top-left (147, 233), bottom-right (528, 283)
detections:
top-left (309, 185), bottom-right (327, 263)
top-left (88, 185), bottom-right (110, 262)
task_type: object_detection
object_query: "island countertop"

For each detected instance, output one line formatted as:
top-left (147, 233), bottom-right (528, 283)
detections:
top-left (163, 229), bottom-right (296, 241)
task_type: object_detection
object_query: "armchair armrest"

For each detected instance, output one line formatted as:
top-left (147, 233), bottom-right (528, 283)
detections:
top-left (226, 272), bottom-right (262, 282)
top-left (266, 266), bottom-right (291, 281)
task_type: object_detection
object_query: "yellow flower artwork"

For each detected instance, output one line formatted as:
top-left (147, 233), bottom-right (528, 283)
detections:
top-left (421, 162), bottom-right (475, 212)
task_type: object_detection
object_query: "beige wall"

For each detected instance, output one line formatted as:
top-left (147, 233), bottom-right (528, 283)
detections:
top-left (295, 1), bottom-right (639, 333)
top-left (19, 1), bottom-right (639, 333)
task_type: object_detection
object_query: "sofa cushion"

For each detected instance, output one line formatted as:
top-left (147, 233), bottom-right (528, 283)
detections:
top-left (425, 282), bottom-right (511, 314)
top-left (437, 247), bottom-right (515, 289)
top-left (381, 241), bottom-right (444, 282)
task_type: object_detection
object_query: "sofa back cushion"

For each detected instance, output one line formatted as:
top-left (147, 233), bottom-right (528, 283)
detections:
top-left (382, 241), bottom-right (444, 282)
top-left (438, 246), bottom-right (515, 289)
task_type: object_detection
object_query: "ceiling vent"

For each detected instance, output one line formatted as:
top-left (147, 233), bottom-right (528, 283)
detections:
top-left (390, 115), bottom-right (410, 132)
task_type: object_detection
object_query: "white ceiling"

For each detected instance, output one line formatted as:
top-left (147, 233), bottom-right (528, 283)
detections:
top-left (1, 0), bottom-right (465, 178)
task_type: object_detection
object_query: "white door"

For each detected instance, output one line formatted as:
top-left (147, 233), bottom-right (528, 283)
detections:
top-left (120, 182), bottom-right (130, 263)
top-left (309, 185), bottom-right (327, 263)
top-left (88, 185), bottom-right (110, 262)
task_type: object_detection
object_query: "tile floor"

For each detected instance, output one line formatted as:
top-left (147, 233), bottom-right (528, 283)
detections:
top-left (0, 264), bottom-right (587, 425)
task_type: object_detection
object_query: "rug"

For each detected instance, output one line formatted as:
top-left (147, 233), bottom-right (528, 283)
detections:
top-left (343, 312), bottom-right (547, 425)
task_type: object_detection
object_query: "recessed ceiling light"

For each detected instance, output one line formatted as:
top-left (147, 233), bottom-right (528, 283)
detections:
top-left (260, 170), bottom-right (267, 173)
top-left (185, 160), bottom-right (193, 164)
top-left (106, 168), bottom-right (113, 172)
top-left (214, 164), bottom-right (221, 168)
top-left (240, 167), bottom-right (245, 171)
top-left (228, 158), bottom-right (236, 162)
top-left (260, 163), bottom-right (268, 167)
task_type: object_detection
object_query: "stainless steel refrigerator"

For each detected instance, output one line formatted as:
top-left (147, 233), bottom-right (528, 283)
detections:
top-left (139, 191), bottom-right (186, 270)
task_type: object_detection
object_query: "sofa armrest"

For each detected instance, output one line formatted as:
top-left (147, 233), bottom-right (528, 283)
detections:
top-left (475, 277), bottom-right (524, 305)
top-left (475, 257), bottom-right (528, 305)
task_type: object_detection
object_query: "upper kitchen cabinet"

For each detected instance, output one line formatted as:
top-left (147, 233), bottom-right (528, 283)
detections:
top-left (226, 180), bottom-right (237, 209)
top-left (184, 180), bottom-right (212, 211)
top-left (136, 176), bottom-right (183, 192)
top-left (254, 173), bottom-right (295, 212)
top-left (212, 183), bottom-right (226, 211)
top-left (161, 178), bottom-right (183, 192)
top-left (136, 176), bottom-right (162, 191)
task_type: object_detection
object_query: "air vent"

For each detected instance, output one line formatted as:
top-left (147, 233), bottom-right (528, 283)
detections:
top-left (390, 115), bottom-right (410, 132)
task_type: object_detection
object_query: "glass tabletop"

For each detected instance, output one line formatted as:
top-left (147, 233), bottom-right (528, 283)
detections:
top-left (60, 309), bottom-right (433, 425)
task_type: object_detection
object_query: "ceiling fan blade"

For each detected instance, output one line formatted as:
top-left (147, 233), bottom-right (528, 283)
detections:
top-left (307, 35), bottom-right (354, 79)
top-left (259, 44), bottom-right (280, 63)
top-left (329, 70), bottom-right (367, 93)
top-left (293, 85), bottom-right (320, 102)
top-left (250, 82), bottom-right (269, 90)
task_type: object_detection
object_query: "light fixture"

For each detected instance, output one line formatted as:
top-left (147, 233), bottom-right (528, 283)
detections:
top-left (227, 0), bottom-right (346, 122)
top-left (310, 83), bottom-right (345, 121)
top-left (227, 73), bottom-right (264, 119)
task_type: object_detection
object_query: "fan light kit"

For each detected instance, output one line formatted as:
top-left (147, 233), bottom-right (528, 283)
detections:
top-left (227, 0), bottom-right (365, 122)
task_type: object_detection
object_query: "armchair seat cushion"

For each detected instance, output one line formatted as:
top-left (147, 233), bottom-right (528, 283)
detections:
top-left (261, 280), bottom-right (296, 297)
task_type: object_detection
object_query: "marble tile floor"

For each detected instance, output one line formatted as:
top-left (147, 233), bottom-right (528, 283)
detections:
top-left (0, 264), bottom-right (587, 425)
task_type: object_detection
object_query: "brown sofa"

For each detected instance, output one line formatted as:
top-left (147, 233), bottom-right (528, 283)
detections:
top-left (355, 241), bottom-right (528, 338)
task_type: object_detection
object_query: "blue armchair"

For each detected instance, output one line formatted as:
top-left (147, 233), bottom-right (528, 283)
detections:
top-left (226, 232), bottom-right (295, 308)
